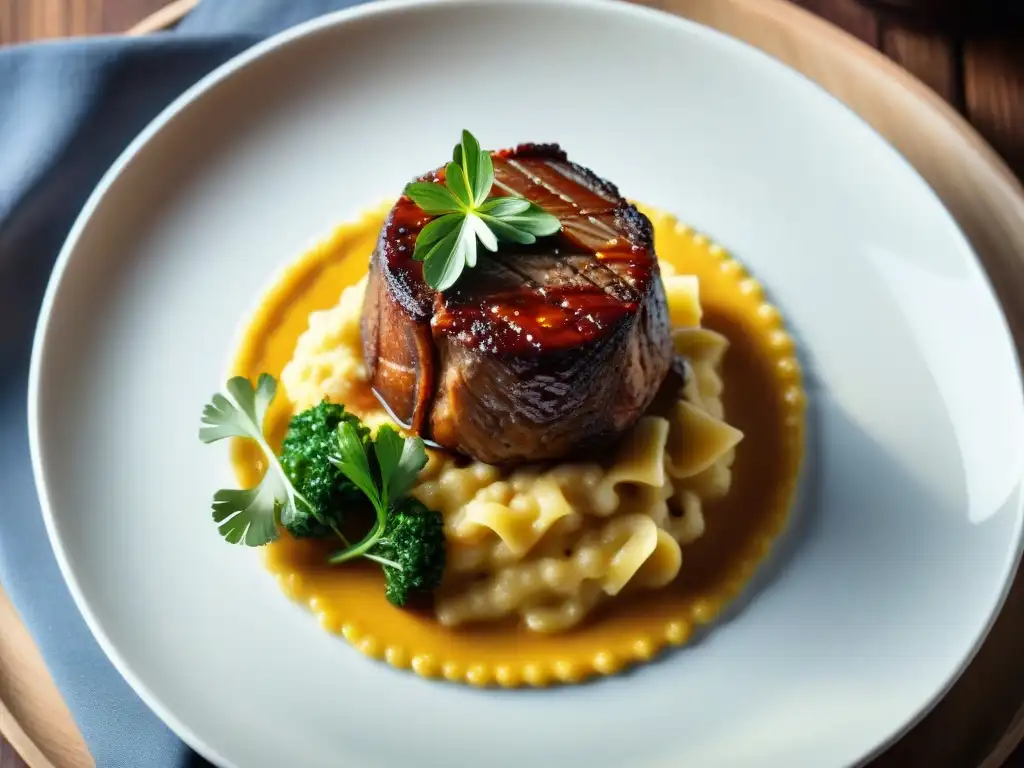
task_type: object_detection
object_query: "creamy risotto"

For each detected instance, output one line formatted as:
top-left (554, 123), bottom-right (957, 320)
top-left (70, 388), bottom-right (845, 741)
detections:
top-left (282, 264), bottom-right (744, 633)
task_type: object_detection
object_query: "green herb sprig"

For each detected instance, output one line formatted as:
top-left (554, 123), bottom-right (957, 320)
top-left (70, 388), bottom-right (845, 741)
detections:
top-left (199, 375), bottom-right (445, 606)
top-left (405, 130), bottom-right (561, 291)
top-left (327, 421), bottom-right (427, 564)
top-left (328, 422), bottom-right (444, 606)
top-left (198, 374), bottom-right (302, 546)
top-left (278, 400), bottom-right (371, 539)
top-left (198, 376), bottom-right (428, 552)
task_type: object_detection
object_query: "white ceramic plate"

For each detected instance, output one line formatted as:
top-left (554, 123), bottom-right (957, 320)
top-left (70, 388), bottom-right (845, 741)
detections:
top-left (28, 1), bottom-right (1024, 766)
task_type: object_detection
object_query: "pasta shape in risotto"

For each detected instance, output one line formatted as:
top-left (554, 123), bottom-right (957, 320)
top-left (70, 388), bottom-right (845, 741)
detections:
top-left (281, 263), bottom-right (744, 634)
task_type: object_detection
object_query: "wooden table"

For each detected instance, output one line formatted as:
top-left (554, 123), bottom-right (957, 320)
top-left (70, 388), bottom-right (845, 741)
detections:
top-left (1, 0), bottom-right (1022, 182)
top-left (0, 1), bottom-right (1023, 767)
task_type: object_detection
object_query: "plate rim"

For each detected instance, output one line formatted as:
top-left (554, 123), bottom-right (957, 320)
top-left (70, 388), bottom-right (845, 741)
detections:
top-left (25, 1), bottom-right (1024, 766)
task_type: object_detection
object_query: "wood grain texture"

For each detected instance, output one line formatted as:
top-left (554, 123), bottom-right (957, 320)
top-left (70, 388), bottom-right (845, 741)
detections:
top-left (2, 1), bottom-right (1024, 768)
top-left (0, 589), bottom-right (89, 768)
top-left (126, 0), bottom-right (199, 35)
top-left (966, 37), bottom-right (1024, 181)
top-left (0, 0), bottom-right (168, 44)
top-left (880, 22), bottom-right (959, 104)
top-left (791, 0), bottom-right (880, 45)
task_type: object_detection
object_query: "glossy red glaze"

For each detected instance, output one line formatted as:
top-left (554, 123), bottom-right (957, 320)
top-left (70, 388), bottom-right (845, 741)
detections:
top-left (361, 142), bottom-right (672, 464)
top-left (377, 144), bottom-right (657, 356)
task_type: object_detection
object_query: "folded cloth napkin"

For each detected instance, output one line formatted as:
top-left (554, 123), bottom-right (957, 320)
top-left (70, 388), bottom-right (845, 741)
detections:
top-left (0, 2), bottom-right (365, 765)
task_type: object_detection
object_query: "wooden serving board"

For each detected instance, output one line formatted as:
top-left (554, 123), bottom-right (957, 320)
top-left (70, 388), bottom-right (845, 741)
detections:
top-left (4, 0), bottom-right (1024, 766)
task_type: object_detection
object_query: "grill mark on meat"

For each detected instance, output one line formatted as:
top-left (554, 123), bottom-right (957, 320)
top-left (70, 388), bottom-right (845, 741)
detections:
top-left (483, 253), bottom-right (542, 288)
top-left (506, 158), bottom-right (610, 213)
top-left (494, 259), bottom-right (545, 292)
top-left (509, 158), bottom-right (619, 212)
top-left (562, 261), bottom-right (635, 317)
top-left (546, 161), bottom-right (620, 205)
top-left (524, 165), bottom-right (622, 236)
top-left (504, 159), bottom-right (623, 252)
top-left (491, 177), bottom-right (517, 196)
top-left (564, 253), bottom-right (637, 301)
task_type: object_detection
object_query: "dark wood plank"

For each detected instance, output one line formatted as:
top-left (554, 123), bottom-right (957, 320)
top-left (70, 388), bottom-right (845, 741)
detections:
top-left (101, 0), bottom-right (173, 34)
top-left (790, 0), bottom-right (881, 47)
top-left (880, 22), bottom-right (960, 105)
top-left (965, 36), bottom-right (1024, 181)
top-left (0, 0), bottom-right (168, 45)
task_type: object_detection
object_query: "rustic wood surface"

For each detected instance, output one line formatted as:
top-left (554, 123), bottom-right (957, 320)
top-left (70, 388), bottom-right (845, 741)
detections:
top-left (0, 0), bottom-right (1021, 181)
top-left (1, 1), bottom-right (1023, 767)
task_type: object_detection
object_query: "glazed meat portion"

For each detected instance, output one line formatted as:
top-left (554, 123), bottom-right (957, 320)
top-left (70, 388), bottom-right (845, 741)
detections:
top-left (361, 144), bottom-right (672, 465)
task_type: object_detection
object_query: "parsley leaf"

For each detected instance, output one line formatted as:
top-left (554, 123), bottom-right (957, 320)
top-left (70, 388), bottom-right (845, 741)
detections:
top-left (199, 376), bottom-right (445, 605)
top-left (199, 374), bottom-right (312, 546)
top-left (404, 129), bottom-right (562, 292)
top-left (327, 424), bottom-right (428, 564)
top-left (332, 420), bottom-right (379, 510)
top-left (210, 484), bottom-right (281, 546)
top-left (374, 425), bottom-right (428, 502)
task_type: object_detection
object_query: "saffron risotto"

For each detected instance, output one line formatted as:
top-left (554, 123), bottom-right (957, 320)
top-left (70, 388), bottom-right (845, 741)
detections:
top-left (229, 203), bottom-right (804, 685)
top-left (283, 266), bottom-right (743, 634)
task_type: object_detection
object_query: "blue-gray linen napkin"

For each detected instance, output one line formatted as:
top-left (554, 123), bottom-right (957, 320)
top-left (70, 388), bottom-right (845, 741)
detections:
top-left (0, 2), bottom-right (365, 765)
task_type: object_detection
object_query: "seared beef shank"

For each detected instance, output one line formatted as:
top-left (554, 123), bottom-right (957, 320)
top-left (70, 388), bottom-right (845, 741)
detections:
top-left (361, 144), bottom-right (671, 465)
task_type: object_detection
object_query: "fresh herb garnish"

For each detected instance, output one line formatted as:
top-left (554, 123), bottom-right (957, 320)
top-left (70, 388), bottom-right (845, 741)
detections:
top-left (404, 129), bottom-right (561, 291)
top-left (328, 423), bottom-right (427, 563)
top-left (327, 422), bottom-right (446, 606)
top-left (199, 374), bottom-right (304, 546)
top-left (199, 374), bottom-right (446, 605)
top-left (372, 497), bottom-right (446, 607)
top-left (278, 400), bottom-right (371, 538)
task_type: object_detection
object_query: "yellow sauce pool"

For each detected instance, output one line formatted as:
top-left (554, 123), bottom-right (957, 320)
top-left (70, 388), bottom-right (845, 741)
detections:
top-left (228, 203), bottom-right (805, 686)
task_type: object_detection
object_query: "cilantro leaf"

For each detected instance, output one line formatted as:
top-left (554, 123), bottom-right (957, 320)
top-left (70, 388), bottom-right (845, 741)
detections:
top-left (327, 423), bottom-right (429, 565)
top-left (199, 374), bottom-right (312, 547)
top-left (201, 377), bottom-right (445, 605)
top-left (404, 129), bottom-right (562, 291)
top-left (211, 483), bottom-right (281, 546)
top-left (331, 421), bottom-right (380, 512)
top-left (372, 425), bottom-right (404, 497)
top-left (374, 425), bottom-right (428, 502)
top-left (199, 373), bottom-right (275, 442)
